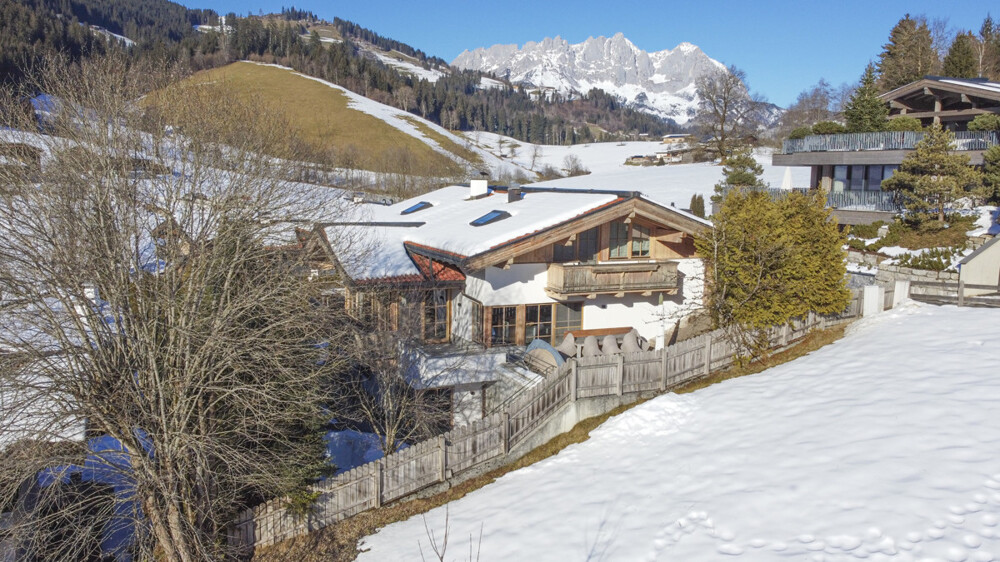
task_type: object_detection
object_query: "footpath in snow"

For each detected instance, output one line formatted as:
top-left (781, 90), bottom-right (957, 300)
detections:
top-left (358, 301), bottom-right (1000, 561)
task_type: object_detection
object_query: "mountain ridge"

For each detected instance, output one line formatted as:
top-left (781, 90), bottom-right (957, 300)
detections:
top-left (453, 32), bottom-right (728, 125)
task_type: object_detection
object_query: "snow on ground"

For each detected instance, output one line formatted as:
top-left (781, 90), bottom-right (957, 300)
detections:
top-left (325, 429), bottom-right (384, 475)
top-left (463, 132), bottom-right (809, 210)
top-left (968, 206), bottom-right (1000, 237)
top-left (370, 51), bottom-right (447, 83)
top-left (358, 302), bottom-right (1000, 561)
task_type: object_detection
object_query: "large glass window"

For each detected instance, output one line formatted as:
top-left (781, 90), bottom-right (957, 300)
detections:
top-left (833, 165), bottom-right (847, 193)
top-left (525, 304), bottom-right (554, 344)
top-left (553, 238), bottom-right (576, 262)
top-left (850, 165), bottom-right (865, 191)
top-left (866, 165), bottom-right (883, 191)
top-left (631, 224), bottom-right (650, 257)
top-left (609, 221), bottom-right (629, 258)
top-left (490, 306), bottom-right (517, 346)
top-left (423, 289), bottom-right (449, 342)
top-left (578, 227), bottom-right (599, 262)
top-left (554, 303), bottom-right (582, 342)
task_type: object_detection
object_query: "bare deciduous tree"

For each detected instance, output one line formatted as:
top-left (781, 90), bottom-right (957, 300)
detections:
top-left (694, 65), bottom-right (761, 162)
top-left (0, 54), bottom-right (354, 561)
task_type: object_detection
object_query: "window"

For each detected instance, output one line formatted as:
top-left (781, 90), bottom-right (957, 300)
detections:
top-left (554, 226), bottom-right (599, 263)
top-left (578, 227), bottom-right (599, 262)
top-left (833, 165), bottom-right (848, 193)
top-left (866, 166), bottom-right (883, 191)
top-left (468, 297), bottom-right (484, 345)
top-left (525, 304), bottom-right (554, 344)
top-left (400, 201), bottom-right (432, 215)
top-left (490, 306), bottom-right (517, 345)
top-left (631, 224), bottom-right (650, 257)
top-left (423, 289), bottom-right (449, 342)
top-left (553, 238), bottom-right (576, 262)
top-left (609, 221), bottom-right (629, 258)
top-left (470, 210), bottom-right (510, 226)
top-left (850, 165), bottom-right (865, 191)
top-left (554, 303), bottom-right (582, 342)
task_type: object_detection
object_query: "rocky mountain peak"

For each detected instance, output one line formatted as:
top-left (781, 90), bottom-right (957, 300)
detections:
top-left (452, 34), bottom-right (728, 124)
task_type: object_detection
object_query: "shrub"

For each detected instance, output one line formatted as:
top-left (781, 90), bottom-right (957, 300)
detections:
top-left (968, 113), bottom-right (1000, 132)
top-left (894, 246), bottom-right (962, 271)
top-left (847, 221), bottom-right (886, 239)
top-left (885, 116), bottom-right (923, 132)
top-left (811, 121), bottom-right (847, 135)
top-left (846, 238), bottom-right (868, 251)
top-left (788, 127), bottom-right (813, 140)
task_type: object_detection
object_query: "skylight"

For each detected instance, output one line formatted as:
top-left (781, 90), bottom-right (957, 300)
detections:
top-left (400, 201), bottom-right (432, 215)
top-left (470, 210), bottom-right (510, 227)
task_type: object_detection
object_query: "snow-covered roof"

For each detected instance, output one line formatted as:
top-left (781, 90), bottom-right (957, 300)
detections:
top-left (325, 183), bottom-right (710, 282)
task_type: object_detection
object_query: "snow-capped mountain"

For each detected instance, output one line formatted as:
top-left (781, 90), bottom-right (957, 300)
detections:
top-left (452, 33), bottom-right (727, 125)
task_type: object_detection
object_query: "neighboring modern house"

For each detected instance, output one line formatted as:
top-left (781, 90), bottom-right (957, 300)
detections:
top-left (316, 181), bottom-right (709, 350)
top-left (773, 76), bottom-right (1000, 224)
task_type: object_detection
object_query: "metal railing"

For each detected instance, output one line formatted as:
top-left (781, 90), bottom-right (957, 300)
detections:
top-left (781, 131), bottom-right (1000, 155)
top-left (716, 185), bottom-right (903, 213)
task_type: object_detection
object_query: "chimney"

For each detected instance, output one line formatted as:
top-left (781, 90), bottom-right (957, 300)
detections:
top-left (469, 179), bottom-right (489, 199)
top-left (507, 184), bottom-right (522, 203)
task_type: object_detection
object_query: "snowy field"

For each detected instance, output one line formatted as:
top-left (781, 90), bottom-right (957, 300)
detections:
top-left (463, 131), bottom-right (809, 210)
top-left (358, 302), bottom-right (1000, 561)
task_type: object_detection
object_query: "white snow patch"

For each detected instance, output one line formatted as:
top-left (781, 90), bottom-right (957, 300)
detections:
top-left (358, 302), bottom-right (1000, 561)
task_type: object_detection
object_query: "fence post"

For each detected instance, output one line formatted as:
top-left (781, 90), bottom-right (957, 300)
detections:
top-left (703, 335), bottom-right (712, 376)
top-left (616, 354), bottom-right (624, 396)
top-left (659, 348), bottom-right (668, 391)
top-left (501, 412), bottom-right (509, 455)
top-left (958, 280), bottom-right (965, 307)
top-left (438, 435), bottom-right (447, 482)
top-left (373, 460), bottom-right (382, 508)
top-left (570, 359), bottom-right (577, 402)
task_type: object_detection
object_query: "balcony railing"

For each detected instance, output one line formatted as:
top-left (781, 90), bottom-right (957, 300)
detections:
top-left (781, 131), bottom-right (1000, 155)
top-left (716, 185), bottom-right (903, 213)
top-left (546, 261), bottom-right (679, 298)
top-left (826, 190), bottom-right (903, 212)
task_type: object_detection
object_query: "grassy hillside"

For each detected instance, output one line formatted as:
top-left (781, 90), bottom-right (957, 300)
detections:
top-left (181, 62), bottom-right (467, 177)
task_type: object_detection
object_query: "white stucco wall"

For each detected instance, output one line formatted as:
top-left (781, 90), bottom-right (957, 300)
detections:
top-left (451, 291), bottom-right (475, 342)
top-left (464, 264), bottom-right (554, 306)
top-left (581, 258), bottom-right (704, 343)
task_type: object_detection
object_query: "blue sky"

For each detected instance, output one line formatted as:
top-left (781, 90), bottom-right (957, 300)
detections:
top-left (195, 0), bottom-right (993, 108)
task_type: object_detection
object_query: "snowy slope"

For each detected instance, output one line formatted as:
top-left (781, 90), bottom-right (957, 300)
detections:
top-left (464, 131), bottom-right (809, 211)
top-left (453, 34), bottom-right (727, 125)
top-left (358, 302), bottom-right (1000, 561)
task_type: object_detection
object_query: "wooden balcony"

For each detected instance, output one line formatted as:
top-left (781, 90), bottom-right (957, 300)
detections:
top-left (545, 260), bottom-right (679, 299)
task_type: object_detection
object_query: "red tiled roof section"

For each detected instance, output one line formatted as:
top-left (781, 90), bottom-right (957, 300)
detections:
top-left (410, 253), bottom-right (466, 282)
top-left (487, 196), bottom-right (626, 250)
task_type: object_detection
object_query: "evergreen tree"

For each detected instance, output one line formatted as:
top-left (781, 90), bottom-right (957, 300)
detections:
top-left (843, 64), bottom-right (889, 133)
top-left (981, 145), bottom-right (1000, 203)
top-left (882, 124), bottom-right (984, 222)
top-left (695, 190), bottom-right (848, 358)
top-left (877, 14), bottom-right (937, 91)
top-left (943, 32), bottom-right (979, 78)
top-left (713, 144), bottom-right (765, 200)
top-left (689, 194), bottom-right (706, 218)
top-left (967, 113), bottom-right (1000, 131)
top-left (978, 15), bottom-right (1000, 79)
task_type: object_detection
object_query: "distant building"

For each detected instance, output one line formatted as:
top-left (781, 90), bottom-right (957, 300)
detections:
top-left (772, 76), bottom-right (1000, 224)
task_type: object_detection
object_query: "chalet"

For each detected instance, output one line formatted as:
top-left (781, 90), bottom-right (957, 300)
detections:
top-left (773, 76), bottom-right (1000, 224)
top-left (316, 181), bottom-right (709, 349)
top-left (661, 134), bottom-right (693, 145)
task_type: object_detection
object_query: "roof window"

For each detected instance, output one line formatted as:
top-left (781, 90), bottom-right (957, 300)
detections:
top-left (400, 201), bottom-right (433, 215)
top-left (470, 210), bottom-right (510, 227)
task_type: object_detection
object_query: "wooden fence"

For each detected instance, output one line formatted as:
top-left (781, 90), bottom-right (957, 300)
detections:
top-left (230, 290), bottom-right (866, 553)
